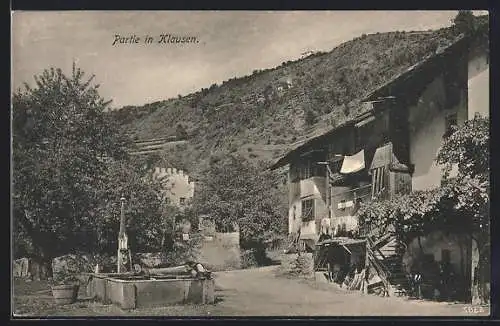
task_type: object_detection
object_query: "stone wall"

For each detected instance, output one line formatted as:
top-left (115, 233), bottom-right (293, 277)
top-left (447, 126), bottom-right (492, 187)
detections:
top-left (13, 257), bottom-right (49, 280)
top-left (52, 254), bottom-right (117, 281)
top-left (198, 232), bottom-right (241, 271)
top-left (403, 231), bottom-right (471, 279)
top-left (403, 230), bottom-right (472, 300)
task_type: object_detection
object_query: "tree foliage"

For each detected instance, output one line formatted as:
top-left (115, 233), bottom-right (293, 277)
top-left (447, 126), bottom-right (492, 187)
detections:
top-left (453, 10), bottom-right (477, 35)
top-left (304, 109), bottom-right (318, 126)
top-left (175, 123), bottom-right (188, 140)
top-left (437, 114), bottom-right (489, 182)
top-left (12, 65), bottom-right (170, 266)
top-left (92, 159), bottom-right (167, 254)
top-left (358, 114), bottom-right (490, 303)
top-left (358, 114), bottom-right (489, 241)
top-left (192, 153), bottom-right (287, 249)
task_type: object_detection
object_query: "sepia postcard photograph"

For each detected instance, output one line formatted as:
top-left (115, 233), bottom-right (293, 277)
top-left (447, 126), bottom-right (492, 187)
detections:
top-left (11, 10), bottom-right (491, 318)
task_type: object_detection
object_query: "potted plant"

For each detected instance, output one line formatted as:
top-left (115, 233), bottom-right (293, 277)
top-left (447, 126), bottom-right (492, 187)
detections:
top-left (50, 273), bottom-right (80, 305)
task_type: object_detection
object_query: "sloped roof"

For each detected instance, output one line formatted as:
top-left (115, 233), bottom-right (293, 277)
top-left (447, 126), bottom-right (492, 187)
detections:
top-left (317, 237), bottom-right (366, 247)
top-left (270, 120), bottom-right (353, 170)
top-left (270, 109), bottom-right (377, 170)
top-left (361, 34), bottom-right (468, 102)
top-left (270, 34), bottom-right (473, 170)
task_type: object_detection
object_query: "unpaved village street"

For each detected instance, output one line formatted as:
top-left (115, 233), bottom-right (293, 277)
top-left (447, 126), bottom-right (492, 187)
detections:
top-left (13, 266), bottom-right (489, 317)
top-left (210, 266), bottom-right (489, 317)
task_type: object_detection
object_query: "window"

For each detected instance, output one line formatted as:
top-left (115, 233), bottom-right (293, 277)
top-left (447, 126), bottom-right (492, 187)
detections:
top-left (298, 160), bottom-right (325, 180)
top-left (300, 161), bottom-right (312, 180)
top-left (444, 113), bottom-right (458, 138)
top-left (301, 199), bottom-right (315, 221)
top-left (371, 166), bottom-right (387, 198)
top-left (179, 197), bottom-right (186, 205)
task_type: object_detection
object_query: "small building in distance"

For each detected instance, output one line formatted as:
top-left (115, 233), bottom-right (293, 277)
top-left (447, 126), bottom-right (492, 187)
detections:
top-left (152, 167), bottom-right (195, 207)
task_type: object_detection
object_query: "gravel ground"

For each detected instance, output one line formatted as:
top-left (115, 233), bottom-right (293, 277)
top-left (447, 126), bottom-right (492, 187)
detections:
top-left (12, 266), bottom-right (490, 317)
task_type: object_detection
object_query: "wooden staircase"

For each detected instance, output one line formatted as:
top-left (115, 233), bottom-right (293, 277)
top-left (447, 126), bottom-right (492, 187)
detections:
top-left (284, 232), bottom-right (301, 254)
top-left (366, 227), bottom-right (409, 297)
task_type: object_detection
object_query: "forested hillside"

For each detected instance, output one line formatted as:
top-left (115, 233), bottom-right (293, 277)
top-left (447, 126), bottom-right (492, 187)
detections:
top-left (110, 15), bottom-right (487, 174)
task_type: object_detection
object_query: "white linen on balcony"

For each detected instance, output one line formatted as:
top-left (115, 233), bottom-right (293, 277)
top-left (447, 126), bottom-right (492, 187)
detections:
top-left (340, 149), bottom-right (365, 174)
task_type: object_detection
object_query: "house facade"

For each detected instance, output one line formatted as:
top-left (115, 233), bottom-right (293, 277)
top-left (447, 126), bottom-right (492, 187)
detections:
top-left (271, 32), bottom-right (489, 251)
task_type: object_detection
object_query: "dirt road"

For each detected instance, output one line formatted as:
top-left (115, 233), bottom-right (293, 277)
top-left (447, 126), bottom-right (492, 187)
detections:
top-left (208, 266), bottom-right (489, 317)
top-left (13, 266), bottom-right (490, 317)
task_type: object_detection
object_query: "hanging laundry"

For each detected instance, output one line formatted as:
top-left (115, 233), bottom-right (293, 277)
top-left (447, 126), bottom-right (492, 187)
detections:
top-left (340, 149), bottom-right (365, 174)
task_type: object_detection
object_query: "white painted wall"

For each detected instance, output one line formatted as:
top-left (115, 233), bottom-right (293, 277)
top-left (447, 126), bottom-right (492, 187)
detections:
top-left (468, 53), bottom-right (489, 119)
top-left (300, 220), bottom-right (317, 239)
top-left (287, 176), bottom-right (327, 239)
top-left (403, 231), bottom-right (471, 280)
top-left (408, 75), bottom-right (467, 191)
top-left (288, 198), bottom-right (302, 234)
top-left (408, 48), bottom-right (488, 191)
top-left (408, 76), bottom-right (446, 191)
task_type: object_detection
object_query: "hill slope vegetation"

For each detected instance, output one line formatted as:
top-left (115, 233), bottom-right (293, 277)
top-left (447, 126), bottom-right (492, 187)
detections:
top-left (110, 19), bottom-right (486, 174)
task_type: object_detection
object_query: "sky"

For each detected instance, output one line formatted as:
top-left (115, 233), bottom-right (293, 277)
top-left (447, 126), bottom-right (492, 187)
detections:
top-left (11, 10), bottom-right (487, 109)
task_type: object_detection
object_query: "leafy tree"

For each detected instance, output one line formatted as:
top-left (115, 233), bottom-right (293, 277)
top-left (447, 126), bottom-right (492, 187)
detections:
top-left (11, 65), bottom-right (168, 273)
top-left (304, 109), bottom-right (317, 125)
top-left (453, 10), bottom-right (476, 35)
top-left (175, 123), bottom-right (188, 140)
top-left (437, 114), bottom-right (489, 304)
top-left (93, 158), bottom-right (167, 254)
top-left (192, 153), bottom-right (287, 264)
top-left (437, 114), bottom-right (488, 182)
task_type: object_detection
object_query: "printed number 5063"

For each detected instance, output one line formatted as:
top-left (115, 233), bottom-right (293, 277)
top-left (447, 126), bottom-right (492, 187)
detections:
top-left (463, 306), bottom-right (485, 313)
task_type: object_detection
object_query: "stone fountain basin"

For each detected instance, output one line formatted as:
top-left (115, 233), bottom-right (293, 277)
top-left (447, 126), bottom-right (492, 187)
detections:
top-left (85, 273), bottom-right (215, 310)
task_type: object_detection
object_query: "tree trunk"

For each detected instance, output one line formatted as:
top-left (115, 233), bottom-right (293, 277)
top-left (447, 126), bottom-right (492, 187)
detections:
top-left (18, 210), bottom-right (55, 279)
top-left (417, 235), bottom-right (425, 256)
top-left (471, 236), bottom-right (490, 305)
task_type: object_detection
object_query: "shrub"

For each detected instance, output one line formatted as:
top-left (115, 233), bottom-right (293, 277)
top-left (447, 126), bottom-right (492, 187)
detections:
top-left (240, 249), bottom-right (259, 269)
top-left (279, 253), bottom-right (314, 278)
top-left (164, 232), bottom-right (204, 267)
top-left (304, 110), bottom-right (317, 125)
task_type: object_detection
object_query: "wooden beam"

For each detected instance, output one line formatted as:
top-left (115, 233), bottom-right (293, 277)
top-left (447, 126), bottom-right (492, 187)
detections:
top-left (300, 149), bottom-right (325, 157)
